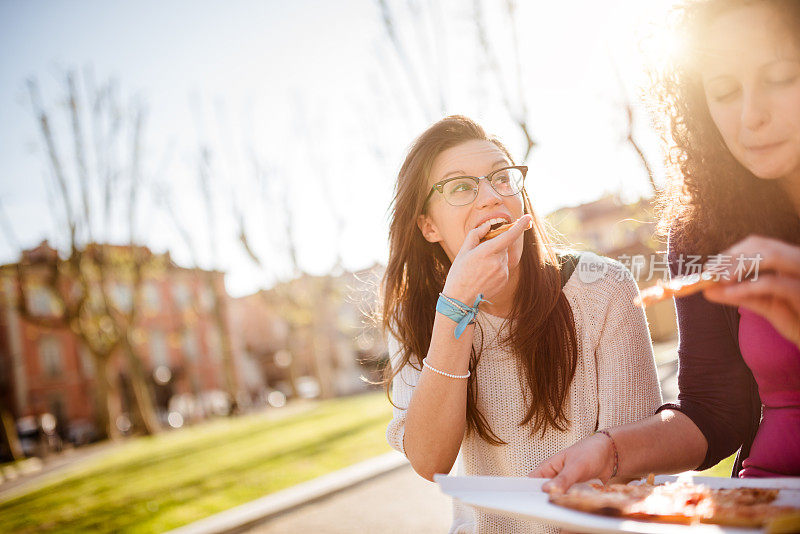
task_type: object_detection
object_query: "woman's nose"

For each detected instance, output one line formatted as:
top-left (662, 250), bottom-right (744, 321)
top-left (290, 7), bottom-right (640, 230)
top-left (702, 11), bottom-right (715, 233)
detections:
top-left (741, 86), bottom-right (770, 131)
top-left (474, 178), bottom-right (503, 209)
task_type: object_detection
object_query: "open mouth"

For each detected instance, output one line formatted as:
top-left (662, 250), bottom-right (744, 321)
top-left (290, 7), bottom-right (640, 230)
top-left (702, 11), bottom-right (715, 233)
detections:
top-left (479, 217), bottom-right (514, 243)
top-left (485, 217), bottom-right (510, 231)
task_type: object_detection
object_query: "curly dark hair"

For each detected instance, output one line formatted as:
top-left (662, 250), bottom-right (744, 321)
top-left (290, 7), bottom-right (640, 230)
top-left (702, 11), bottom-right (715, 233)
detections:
top-left (654, 0), bottom-right (800, 256)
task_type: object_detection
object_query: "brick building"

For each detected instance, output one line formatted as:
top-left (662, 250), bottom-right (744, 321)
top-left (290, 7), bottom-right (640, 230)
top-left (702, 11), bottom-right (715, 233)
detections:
top-left (0, 242), bottom-right (249, 451)
top-left (228, 265), bottom-right (386, 401)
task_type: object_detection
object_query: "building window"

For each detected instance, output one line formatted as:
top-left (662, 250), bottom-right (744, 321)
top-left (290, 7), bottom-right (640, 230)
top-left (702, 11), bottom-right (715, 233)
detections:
top-left (182, 330), bottom-right (199, 361)
top-left (173, 282), bottom-right (192, 310)
top-left (39, 335), bottom-right (63, 378)
top-left (205, 328), bottom-right (221, 361)
top-left (149, 330), bottom-right (169, 368)
top-left (27, 286), bottom-right (56, 316)
top-left (111, 283), bottom-right (133, 312)
top-left (144, 282), bottom-right (161, 312)
top-left (78, 344), bottom-right (95, 377)
top-left (200, 285), bottom-right (216, 312)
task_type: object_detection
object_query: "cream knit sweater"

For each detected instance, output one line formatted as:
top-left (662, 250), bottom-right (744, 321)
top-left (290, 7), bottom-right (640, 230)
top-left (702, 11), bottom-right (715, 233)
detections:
top-left (386, 254), bottom-right (662, 533)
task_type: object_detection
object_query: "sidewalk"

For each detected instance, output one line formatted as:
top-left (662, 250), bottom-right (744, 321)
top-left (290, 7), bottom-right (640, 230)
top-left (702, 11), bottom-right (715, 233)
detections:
top-left (246, 463), bottom-right (451, 534)
top-left (167, 451), bottom-right (424, 534)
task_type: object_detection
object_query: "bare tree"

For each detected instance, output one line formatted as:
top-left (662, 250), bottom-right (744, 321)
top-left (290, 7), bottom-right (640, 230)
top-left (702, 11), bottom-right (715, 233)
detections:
top-left (154, 176), bottom-right (239, 414)
top-left (7, 71), bottom-right (162, 440)
top-left (196, 148), bottom-right (240, 410)
top-left (376, 0), bottom-right (436, 121)
top-left (0, 200), bottom-right (24, 460)
top-left (473, 0), bottom-right (536, 160)
top-left (375, 0), bottom-right (537, 160)
top-left (235, 155), bottom-right (333, 399)
top-left (610, 59), bottom-right (657, 195)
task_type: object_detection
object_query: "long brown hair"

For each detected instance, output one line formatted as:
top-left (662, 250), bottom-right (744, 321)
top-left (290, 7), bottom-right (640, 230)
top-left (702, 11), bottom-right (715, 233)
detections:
top-left (381, 115), bottom-right (577, 443)
top-left (653, 0), bottom-right (800, 255)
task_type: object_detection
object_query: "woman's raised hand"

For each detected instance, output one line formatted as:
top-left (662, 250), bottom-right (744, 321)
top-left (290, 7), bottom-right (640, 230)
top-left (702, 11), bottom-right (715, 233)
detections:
top-left (704, 235), bottom-right (800, 349)
top-left (442, 214), bottom-right (532, 303)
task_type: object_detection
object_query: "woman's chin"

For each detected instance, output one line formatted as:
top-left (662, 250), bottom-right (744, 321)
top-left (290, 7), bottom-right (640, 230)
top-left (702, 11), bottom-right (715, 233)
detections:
top-left (751, 169), bottom-right (790, 182)
top-left (742, 154), bottom-right (798, 182)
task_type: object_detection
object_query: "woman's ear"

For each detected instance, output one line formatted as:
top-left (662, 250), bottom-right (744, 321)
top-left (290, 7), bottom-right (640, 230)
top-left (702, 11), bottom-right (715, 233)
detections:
top-left (416, 213), bottom-right (442, 243)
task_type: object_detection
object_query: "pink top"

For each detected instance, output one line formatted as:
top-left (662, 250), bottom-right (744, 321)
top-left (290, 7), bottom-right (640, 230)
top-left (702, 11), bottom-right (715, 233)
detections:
top-left (738, 308), bottom-right (800, 478)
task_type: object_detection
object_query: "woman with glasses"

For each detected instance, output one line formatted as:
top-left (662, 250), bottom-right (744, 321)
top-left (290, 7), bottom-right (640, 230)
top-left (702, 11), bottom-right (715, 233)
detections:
top-left (382, 115), bottom-right (661, 532)
top-left (531, 0), bottom-right (800, 492)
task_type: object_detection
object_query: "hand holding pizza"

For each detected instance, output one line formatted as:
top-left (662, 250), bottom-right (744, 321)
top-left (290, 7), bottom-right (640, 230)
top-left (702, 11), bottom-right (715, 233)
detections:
top-left (441, 215), bottom-right (532, 303)
top-left (703, 235), bottom-right (800, 350)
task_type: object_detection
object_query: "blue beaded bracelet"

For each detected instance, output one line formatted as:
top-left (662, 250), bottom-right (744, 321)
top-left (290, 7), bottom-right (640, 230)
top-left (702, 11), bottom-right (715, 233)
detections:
top-left (436, 292), bottom-right (490, 339)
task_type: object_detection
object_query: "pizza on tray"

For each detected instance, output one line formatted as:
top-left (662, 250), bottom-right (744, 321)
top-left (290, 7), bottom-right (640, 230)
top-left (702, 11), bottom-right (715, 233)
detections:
top-left (548, 476), bottom-right (800, 530)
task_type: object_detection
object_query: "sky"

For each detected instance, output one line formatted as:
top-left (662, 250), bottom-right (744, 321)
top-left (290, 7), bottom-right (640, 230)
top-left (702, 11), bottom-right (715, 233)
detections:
top-left (0, 0), bottom-right (680, 297)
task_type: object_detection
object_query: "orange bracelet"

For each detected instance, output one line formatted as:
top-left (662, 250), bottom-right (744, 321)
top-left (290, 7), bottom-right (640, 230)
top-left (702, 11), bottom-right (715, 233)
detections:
top-left (595, 429), bottom-right (619, 478)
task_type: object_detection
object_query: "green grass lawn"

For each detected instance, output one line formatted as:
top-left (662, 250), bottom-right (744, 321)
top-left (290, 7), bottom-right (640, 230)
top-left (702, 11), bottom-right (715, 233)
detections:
top-left (0, 391), bottom-right (393, 533)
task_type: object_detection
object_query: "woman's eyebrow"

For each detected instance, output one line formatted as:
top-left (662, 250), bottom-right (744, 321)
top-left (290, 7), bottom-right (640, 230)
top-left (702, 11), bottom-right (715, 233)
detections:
top-left (441, 169), bottom-right (466, 179)
top-left (704, 74), bottom-right (734, 85)
top-left (761, 58), bottom-right (800, 70)
top-left (441, 160), bottom-right (510, 180)
top-left (704, 58), bottom-right (800, 84)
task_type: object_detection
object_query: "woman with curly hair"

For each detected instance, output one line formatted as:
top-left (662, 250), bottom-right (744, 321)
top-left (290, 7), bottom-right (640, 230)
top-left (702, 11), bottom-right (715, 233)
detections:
top-left (382, 115), bottom-right (661, 532)
top-left (532, 0), bottom-right (800, 490)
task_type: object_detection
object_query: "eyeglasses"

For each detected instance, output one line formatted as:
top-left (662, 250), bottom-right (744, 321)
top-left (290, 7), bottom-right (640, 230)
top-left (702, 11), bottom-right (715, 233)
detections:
top-left (424, 166), bottom-right (527, 207)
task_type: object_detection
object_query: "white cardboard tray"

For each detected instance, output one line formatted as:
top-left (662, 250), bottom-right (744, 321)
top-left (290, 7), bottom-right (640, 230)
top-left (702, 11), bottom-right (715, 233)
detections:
top-left (434, 474), bottom-right (800, 534)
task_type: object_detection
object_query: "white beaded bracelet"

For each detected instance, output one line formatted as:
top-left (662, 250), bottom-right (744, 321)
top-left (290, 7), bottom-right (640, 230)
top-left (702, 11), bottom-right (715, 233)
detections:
top-left (422, 358), bottom-right (470, 379)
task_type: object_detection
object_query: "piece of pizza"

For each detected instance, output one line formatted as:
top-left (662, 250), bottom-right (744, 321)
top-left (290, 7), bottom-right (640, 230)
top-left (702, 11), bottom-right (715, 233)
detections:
top-left (549, 481), bottom-right (708, 524)
top-left (549, 479), bottom-right (800, 529)
top-left (479, 218), bottom-right (517, 243)
top-left (635, 271), bottom-right (720, 307)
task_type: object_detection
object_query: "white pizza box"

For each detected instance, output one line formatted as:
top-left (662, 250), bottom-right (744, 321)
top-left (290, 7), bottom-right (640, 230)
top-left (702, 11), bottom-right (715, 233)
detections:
top-left (434, 474), bottom-right (800, 534)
